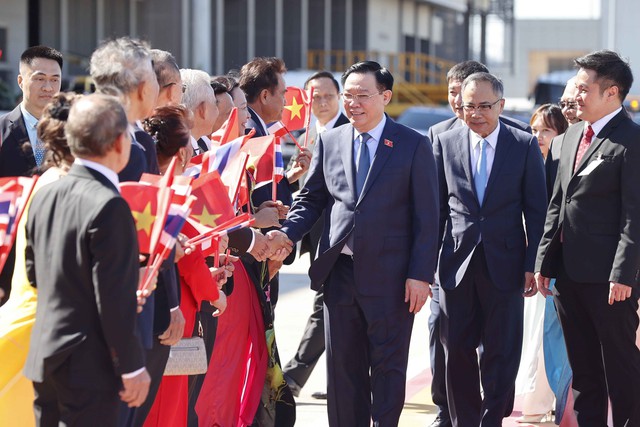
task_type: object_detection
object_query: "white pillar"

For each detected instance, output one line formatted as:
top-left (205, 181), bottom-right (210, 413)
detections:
top-left (215, 0), bottom-right (224, 75)
top-left (247, 0), bottom-right (255, 60)
top-left (193, 0), bottom-right (212, 72)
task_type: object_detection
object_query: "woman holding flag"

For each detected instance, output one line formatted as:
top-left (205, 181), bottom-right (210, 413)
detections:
top-left (142, 104), bottom-right (233, 427)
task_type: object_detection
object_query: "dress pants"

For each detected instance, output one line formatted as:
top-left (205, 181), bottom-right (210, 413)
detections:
top-left (282, 288), bottom-right (325, 389)
top-left (428, 284), bottom-right (450, 424)
top-left (553, 267), bottom-right (640, 427)
top-left (117, 339), bottom-right (171, 427)
top-left (324, 255), bottom-right (413, 427)
top-left (440, 244), bottom-right (523, 427)
top-left (33, 358), bottom-right (119, 427)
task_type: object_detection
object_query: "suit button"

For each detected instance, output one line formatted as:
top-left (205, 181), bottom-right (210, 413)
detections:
top-left (355, 209), bottom-right (360, 214)
top-left (479, 216), bottom-right (485, 222)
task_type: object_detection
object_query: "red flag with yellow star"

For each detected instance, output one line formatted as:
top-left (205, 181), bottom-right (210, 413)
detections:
top-left (282, 86), bottom-right (312, 131)
top-left (189, 171), bottom-right (235, 234)
top-left (120, 183), bottom-right (160, 254)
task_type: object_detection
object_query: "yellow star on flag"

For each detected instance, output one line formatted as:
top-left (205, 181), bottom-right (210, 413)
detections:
top-left (132, 202), bottom-right (155, 236)
top-left (192, 205), bottom-right (222, 227)
top-left (284, 97), bottom-right (303, 120)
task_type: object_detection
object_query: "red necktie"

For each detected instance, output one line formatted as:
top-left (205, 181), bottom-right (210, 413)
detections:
top-left (574, 125), bottom-right (594, 173)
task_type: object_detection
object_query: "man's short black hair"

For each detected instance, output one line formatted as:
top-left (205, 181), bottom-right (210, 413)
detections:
top-left (575, 50), bottom-right (633, 101)
top-left (341, 61), bottom-right (393, 92)
top-left (446, 60), bottom-right (489, 84)
top-left (21, 45), bottom-right (63, 69)
top-left (304, 71), bottom-right (340, 93)
top-left (210, 79), bottom-right (229, 95)
top-left (238, 57), bottom-right (287, 103)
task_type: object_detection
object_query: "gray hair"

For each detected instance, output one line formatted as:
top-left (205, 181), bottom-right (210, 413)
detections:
top-left (150, 49), bottom-right (180, 88)
top-left (65, 94), bottom-right (128, 158)
top-left (462, 72), bottom-right (504, 99)
top-left (90, 37), bottom-right (154, 94)
top-left (180, 69), bottom-right (215, 111)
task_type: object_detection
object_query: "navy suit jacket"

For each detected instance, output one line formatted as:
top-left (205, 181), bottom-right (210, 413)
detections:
top-left (427, 114), bottom-right (531, 145)
top-left (281, 116), bottom-right (440, 298)
top-left (0, 105), bottom-right (37, 178)
top-left (433, 123), bottom-right (547, 291)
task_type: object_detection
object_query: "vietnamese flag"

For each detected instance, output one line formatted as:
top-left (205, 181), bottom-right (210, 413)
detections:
top-left (120, 182), bottom-right (160, 254)
top-left (240, 135), bottom-right (276, 185)
top-left (282, 86), bottom-right (312, 131)
top-left (189, 171), bottom-right (236, 232)
top-left (210, 107), bottom-right (240, 146)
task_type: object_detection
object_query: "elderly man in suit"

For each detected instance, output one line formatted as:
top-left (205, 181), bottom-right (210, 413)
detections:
top-left (282, 70), bottom-right (350, 400)
top-left (273, 61), bottom-right (439, 426)
top-left (535, 50), bottom-right (640, 426)
top-left (0, 45), bottom-right (63, 303)
top-left (24, 93), bottom-right (150, 426)
top-left (433, 72), bottom-right (546, 427)
top-left (426, 60), bottom-right (531, 427)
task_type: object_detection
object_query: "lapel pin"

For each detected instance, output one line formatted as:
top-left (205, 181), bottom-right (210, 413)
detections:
top-left (384, 139), bottom-right (393, 148)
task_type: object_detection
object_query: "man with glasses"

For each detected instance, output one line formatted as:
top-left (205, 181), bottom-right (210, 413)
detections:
top-left (282, 71), bottom-right (349, 400)
top-left (274, 61), bottom-right (439, 426)
top-left (432, 72), bottom-right (546, 426)
top-left (559, 76), bottom-right (581, 125)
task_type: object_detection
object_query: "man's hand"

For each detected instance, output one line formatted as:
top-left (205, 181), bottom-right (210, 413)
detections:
top-left (286, 147), bottom-right (312, 183)
top-left (212, 292), bottom-right (227, 317)
top-left (266, 230), bottom-right (294, 261)
top-left (253, 201), bottom-right (282, 228)
top-left (609, 282), bottom-right (633, 305)
top-left (136, 288), bottom-right (151, 313)
top-left (249, 230), bottom-right (270, 261)
top-left (120, 368), bottom-right (151, 407)
top-left (158, 308), bottom-right (186, 346)
top-left (535, 272), bottom-right (553, 297)
top-left (523, 272), bottom-right (537, 297)
top-left (405, 278), bottom-right (432, 314)
top-left (267, 259), bottom-right (284, 280)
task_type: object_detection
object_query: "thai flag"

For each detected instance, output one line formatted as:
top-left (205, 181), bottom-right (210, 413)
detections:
top-left (211, 131), bottom-right (253, 175)
top-left (158, 195), bottom-right (195, 260)
top-left (0, 193), bottom-right (13, 245)
top-left (274, 137), bottom-right (284, 183)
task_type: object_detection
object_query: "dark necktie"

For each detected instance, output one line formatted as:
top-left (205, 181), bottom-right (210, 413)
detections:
top-left (574, 125), bottom-right (594, 172)
top-left (356, 133), bottom-right (372, 197)
top-left (197, 138), bottom-right (209, 153)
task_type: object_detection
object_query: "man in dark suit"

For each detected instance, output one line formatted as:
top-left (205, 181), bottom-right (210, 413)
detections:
top-left (425, 60), bottom-right (532, 427)
top-left (282, 70), bottom-right (349, 400)
top-left (274, 61), bottom-right (439, 426)
top-left (535, 50), bottom-right (640, 426)
top-left (433, 72), bottom-right (546, 427)
top-left (0, 45), bottom-right (63, 303)
top-left (90, 37), bottom-right (182, 427)
top-left (24, 93), bottom-right (150, 426)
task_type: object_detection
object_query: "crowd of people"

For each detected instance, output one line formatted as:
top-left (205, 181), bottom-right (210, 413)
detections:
top-left (0, 38), bottom-right (639, 427)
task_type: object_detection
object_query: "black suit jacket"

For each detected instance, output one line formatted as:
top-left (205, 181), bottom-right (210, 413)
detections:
top-left (536, 110), bottom-right (640, 286)
top-left (24, 164), bottom-right (144, 390)
top-left (433, 123), bottom-right (547, 290)
top-left (0, 105), bottom-right (37, 178)
top-left (545, 134), bottom-right (563, 201)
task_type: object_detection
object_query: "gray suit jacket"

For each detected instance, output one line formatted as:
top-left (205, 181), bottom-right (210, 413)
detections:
top-left (536, 110), bottom-right (640, 286)
top-left (282, 116), bottom-right (440, 297)
top-left (433, 123), bottom-right (547, 290)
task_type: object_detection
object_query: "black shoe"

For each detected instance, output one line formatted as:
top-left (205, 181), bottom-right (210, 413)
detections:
top-left (311, 391), bottom-right (327, 400)
top-left (283, 373), bottom-right (301, 397)
top-left (428, 415), bottom-right (452, 427)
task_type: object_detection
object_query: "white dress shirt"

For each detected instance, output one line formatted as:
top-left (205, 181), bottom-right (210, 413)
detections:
top-left (469, 123), bottom-right (500, 179)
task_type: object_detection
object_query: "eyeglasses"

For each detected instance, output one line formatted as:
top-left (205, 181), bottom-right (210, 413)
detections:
top-left (312, 94), bottom-right (338, 103)
top-left (462, 98), bottom-right (502, 113)
top-left (163, 82), bottom-right (187, 94)
top-left (341, 92), bottom-right (383, 102)
top-left (559, 101), bottom-right (577, 109)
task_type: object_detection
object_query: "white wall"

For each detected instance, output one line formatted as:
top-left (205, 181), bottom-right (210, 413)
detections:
top-left (0, 0), bottom-right (28, 93)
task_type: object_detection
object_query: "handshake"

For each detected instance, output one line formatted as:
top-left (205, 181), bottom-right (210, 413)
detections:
top-left (248, 230), bottom-right (294, 262)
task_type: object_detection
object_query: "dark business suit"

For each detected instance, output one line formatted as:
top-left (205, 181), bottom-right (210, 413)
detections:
top-left (535, 110), bottom-right (640, 427)
top-left (545, 134), bottom-right (563, 199)
top-left (433, 123), bottom-right (546, 427)
top-left (425, 114), bottom-right (531, 424)
top-left (0, 106), bottom-right (38, 302)
top-left (282, 112), bottom-right (349, 393)
top-left (281, 116), bottom-right (439, 426)
top-left (24, 164), bottom-right (144, 426)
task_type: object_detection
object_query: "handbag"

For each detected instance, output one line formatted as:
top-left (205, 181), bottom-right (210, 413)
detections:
top-left (163, 322), bottom-right (208, 376)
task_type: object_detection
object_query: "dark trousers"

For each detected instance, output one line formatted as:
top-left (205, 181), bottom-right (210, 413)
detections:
top-left (187, 309), bottom-right (218, 427)
top-left (324, 255), bottom-right (413, 427)
top-left (554, 267), bottom-right (640, 427)
top-left (440, 244), bottom-right (523, 427)
top-left (428, 284), bottom-right (450, 423)
top-left (117, 338), bottom-right (171, 427)
top-left (282, 288), bottom-right (325, 389)
top-left (33, 360), bottom-right (119, 427)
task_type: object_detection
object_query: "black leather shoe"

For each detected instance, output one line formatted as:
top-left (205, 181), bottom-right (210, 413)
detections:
top-left (311, 391), bottom-right (327, 400)
top-left (428, 415), bottom-right (452, 427)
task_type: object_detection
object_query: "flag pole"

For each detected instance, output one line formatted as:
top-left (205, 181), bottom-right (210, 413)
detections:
top-left (272, 136), bottom-right (277, 201)
top-left (303, 86), bottom-right (315, 148)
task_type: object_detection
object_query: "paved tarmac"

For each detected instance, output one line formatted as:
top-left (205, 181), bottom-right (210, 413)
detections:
top-left (275, 256), bottom-right (558, 427)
